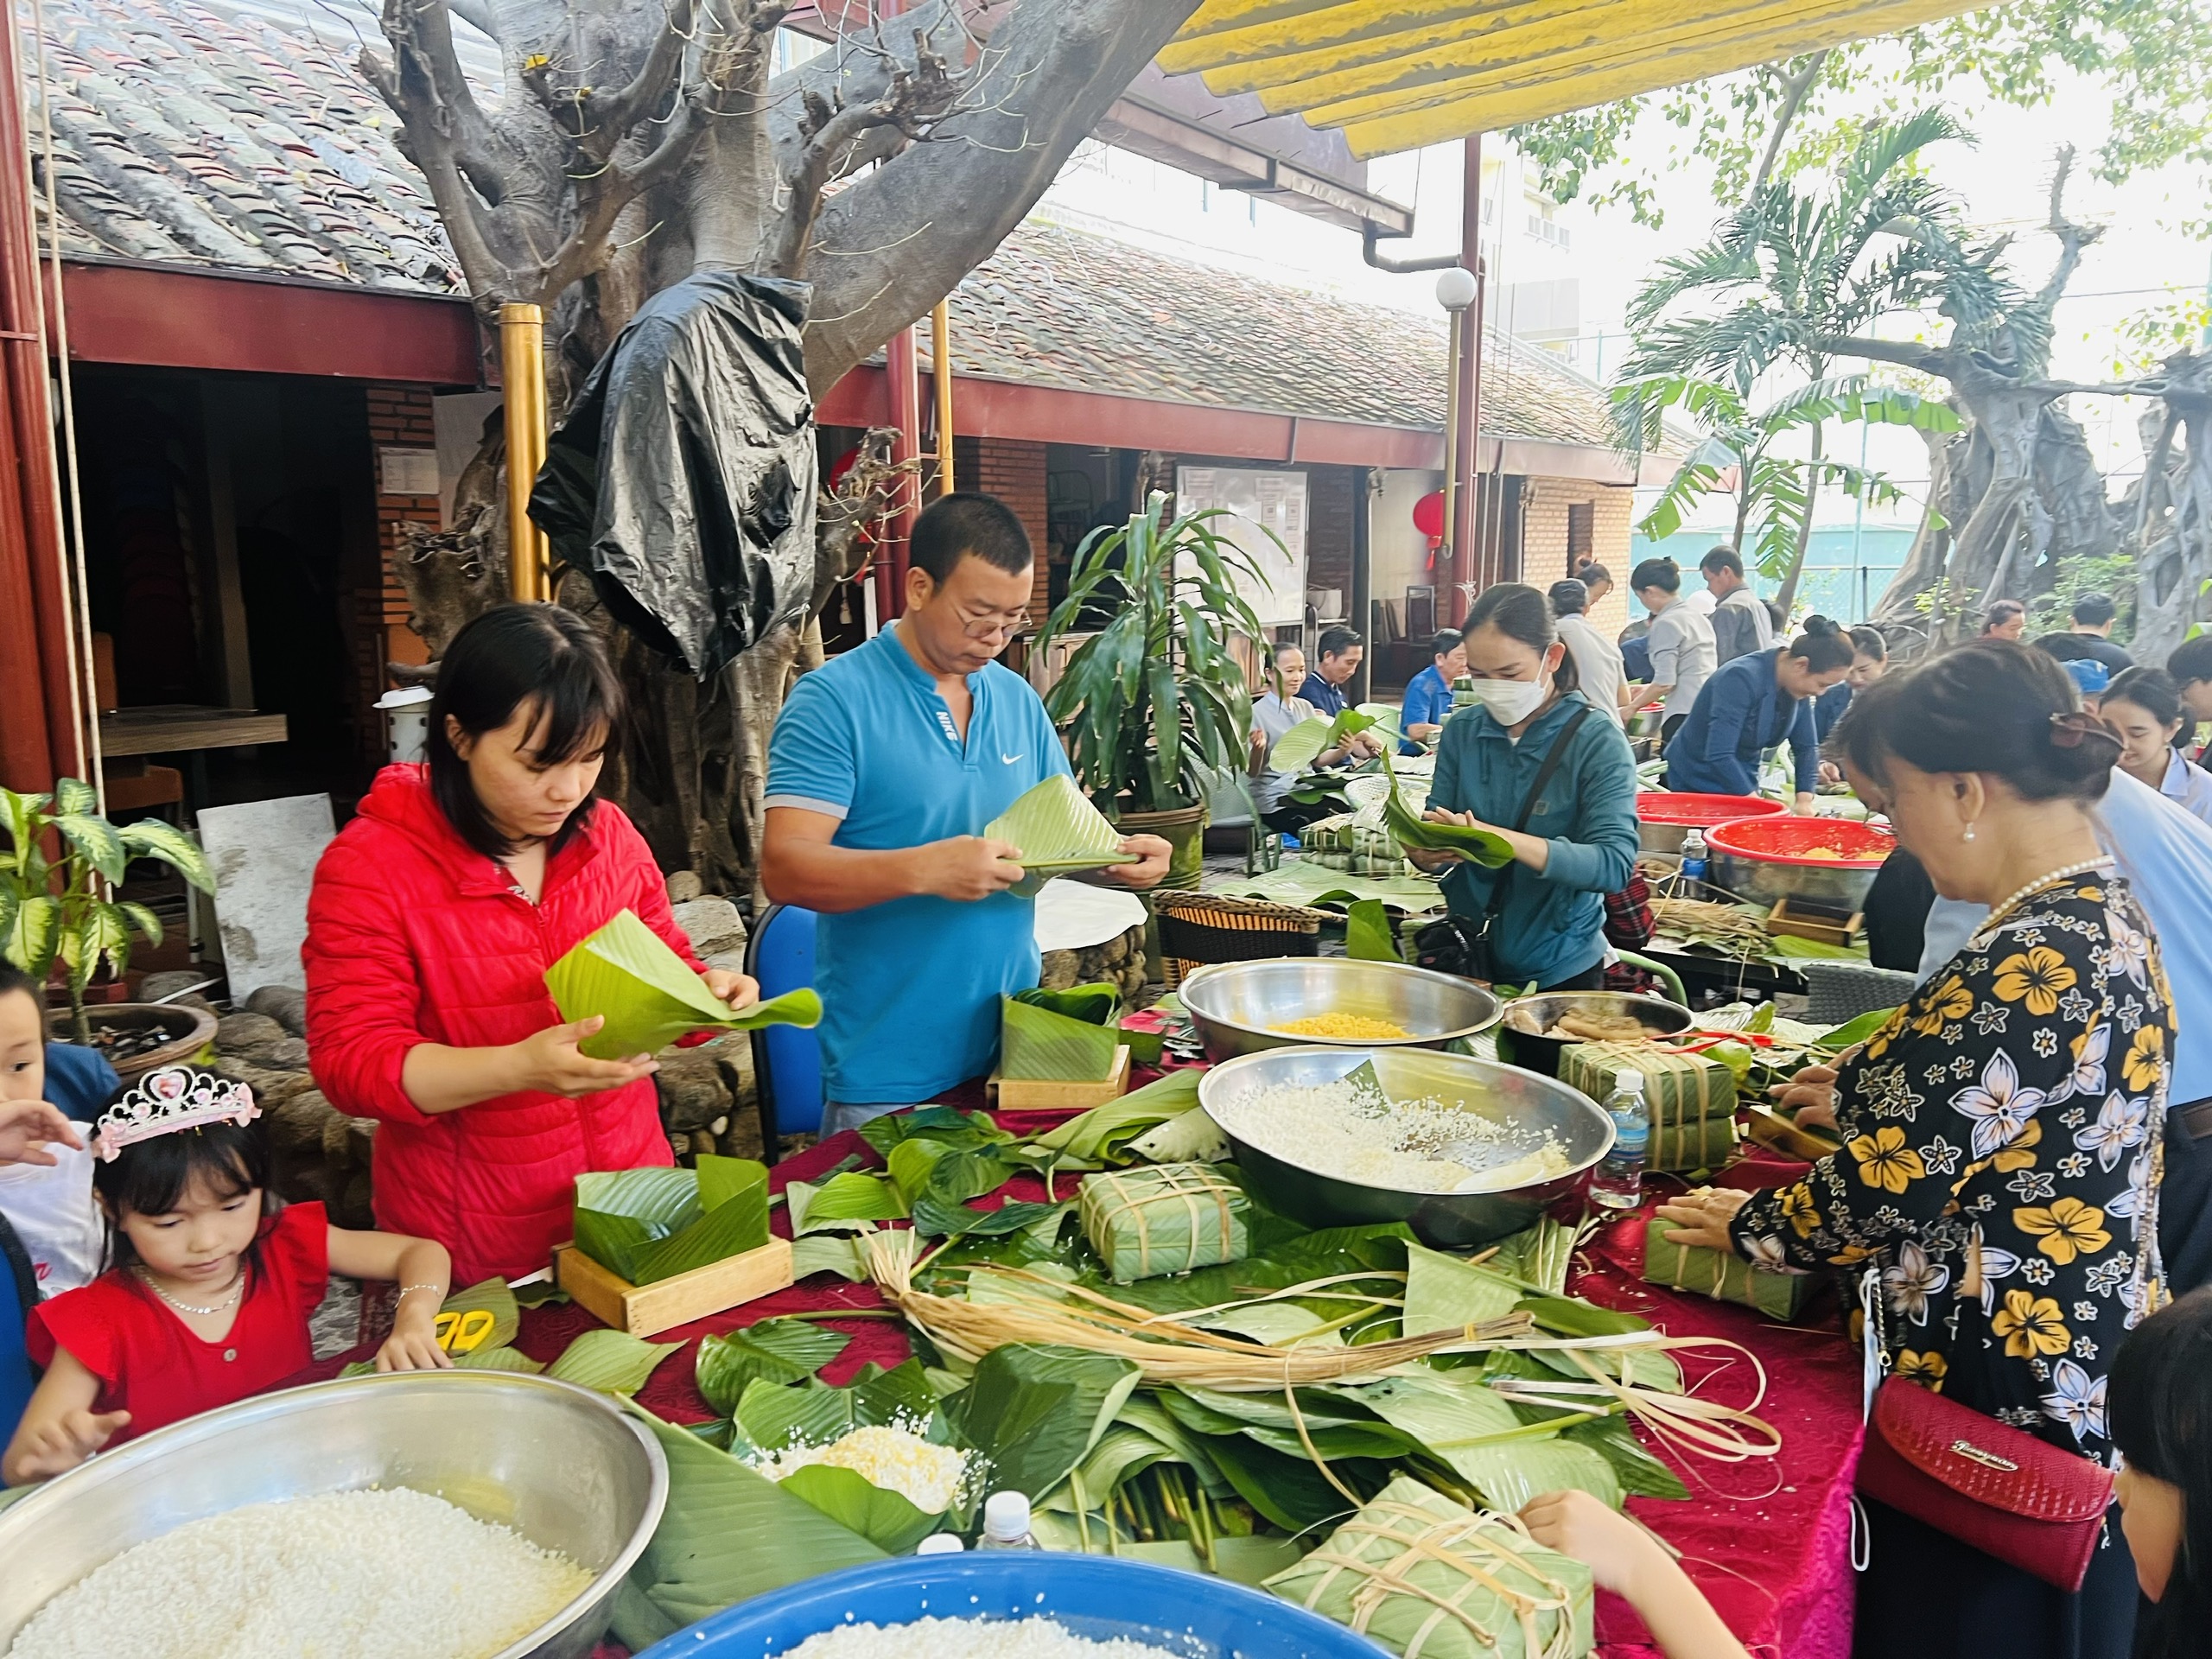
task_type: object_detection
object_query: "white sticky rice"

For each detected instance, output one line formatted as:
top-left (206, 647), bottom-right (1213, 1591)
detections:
top-left (8, 1486), bottom-right (592, 1659)
top-left (785, 1616), bottom-right (1188, 1659)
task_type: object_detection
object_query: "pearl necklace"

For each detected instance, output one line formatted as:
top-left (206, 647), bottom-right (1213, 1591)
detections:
top-left (136, 1266), bottom-right (245, 1318)
top-left (1982, 858), bottom-right (2113, 932)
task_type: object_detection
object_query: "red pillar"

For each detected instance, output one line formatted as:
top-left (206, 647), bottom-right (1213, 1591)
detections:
top-left (1446, 133), bottom-right (1485, 620)
top-left (883, 320), bottom-right (921, 618)
top-left (0, 13), bottom-right (83, 791)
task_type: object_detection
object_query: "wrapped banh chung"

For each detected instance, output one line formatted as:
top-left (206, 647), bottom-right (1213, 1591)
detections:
top-left (1077, 1162), bottom-right (1249, 1283)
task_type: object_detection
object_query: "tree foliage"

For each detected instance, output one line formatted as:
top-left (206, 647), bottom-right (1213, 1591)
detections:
top-left (1511, 1), bottom-right (2212, 230)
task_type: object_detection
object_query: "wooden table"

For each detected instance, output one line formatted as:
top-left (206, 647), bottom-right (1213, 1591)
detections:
top-left (99, 705), bottom-right (289, 758)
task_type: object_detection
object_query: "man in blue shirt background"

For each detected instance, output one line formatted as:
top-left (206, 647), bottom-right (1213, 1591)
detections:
top-left (762, 493), bottom-right (1169, 1134)
top-left (1298, 626), bottom-right (1363, 716)
top-left (1398, 629), bottom-right (1465, 753)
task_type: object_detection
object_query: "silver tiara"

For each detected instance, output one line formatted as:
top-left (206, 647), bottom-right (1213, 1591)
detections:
top-left (92, 1067), bottom-right (260, 1162)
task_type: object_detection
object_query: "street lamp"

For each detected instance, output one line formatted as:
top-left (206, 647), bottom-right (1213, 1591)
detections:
top-left (1434, 266), bottom-right (1478, 621)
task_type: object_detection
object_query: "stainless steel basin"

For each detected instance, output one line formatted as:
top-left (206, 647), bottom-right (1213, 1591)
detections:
top-left (1198, 1045), bottom-right (1613, 1248)
top-left (1179, 958), bottom-right (1501, 1061)
top-left (0, 1372), bottom-right (667, 1658)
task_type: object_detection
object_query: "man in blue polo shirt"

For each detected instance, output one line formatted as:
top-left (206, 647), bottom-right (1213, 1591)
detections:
top-left (761, 493), bottom-right (1170, 1133)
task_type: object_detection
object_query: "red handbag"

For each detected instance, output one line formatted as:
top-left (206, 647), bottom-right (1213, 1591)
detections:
top-left (1856, 1376), bottom-right (2114, 1592)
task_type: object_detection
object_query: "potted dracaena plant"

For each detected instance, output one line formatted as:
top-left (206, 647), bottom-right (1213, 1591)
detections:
top-left (1033, 493), bottom-right (1270, 887)
top-left (0, 779), bottom-right (218, 1068)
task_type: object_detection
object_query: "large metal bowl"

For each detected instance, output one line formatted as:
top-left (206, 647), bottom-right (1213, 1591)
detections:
top-left (1179, 958), bottom-right (1502, 1060)
top-left (1493, 991), bottom-right (1694, 1078)
top-left (1704, 816), bottom-right (1891, 912)
top-left (1198, 1046), bottom-right (1613, 1248)
top-left (0, 1372), bottom-right (667, 1657)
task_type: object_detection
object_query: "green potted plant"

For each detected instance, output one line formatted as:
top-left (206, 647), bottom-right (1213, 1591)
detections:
top-left (1, 779), bottom-right (219, 1068)
top-left (1033, 493), bottom-right (1269, 887)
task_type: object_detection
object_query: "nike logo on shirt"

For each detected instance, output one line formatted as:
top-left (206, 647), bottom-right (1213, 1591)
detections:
top-left (1001, 753), bottom-right (1024, 765)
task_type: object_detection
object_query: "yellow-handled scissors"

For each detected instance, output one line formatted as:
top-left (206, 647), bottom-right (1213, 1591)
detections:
top-left (434, 1307), bottom-right (497, 1354)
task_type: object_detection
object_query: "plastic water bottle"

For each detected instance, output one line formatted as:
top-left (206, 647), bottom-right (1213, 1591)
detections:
top-left (915, 1533), bottom-right (966, 1555)
top-left (1589, 1071), bottom-right (1650, 1211)
top-left (975, 1491), bottom-right (1040, 1551)
top-left (1679, 829), bottom-right (1708, 899)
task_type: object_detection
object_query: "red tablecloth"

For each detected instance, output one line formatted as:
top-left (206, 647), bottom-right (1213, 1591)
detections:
top-left (505, 1095), bottom-right (1861, 1659)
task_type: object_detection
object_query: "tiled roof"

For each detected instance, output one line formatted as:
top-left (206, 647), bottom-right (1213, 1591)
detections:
top-left (944, 219), bottom-right (1618, 446)
top-left (22, 0), bottom-right (1625, 451)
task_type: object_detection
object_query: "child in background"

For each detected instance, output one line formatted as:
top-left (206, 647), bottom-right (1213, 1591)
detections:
top-left (2110, 1287), bottom-right (2212, 1659)
top-left (0, 963), bottom-right (115, 1295)
top-left (3, 1066), bottom-right (454, 1484)
top-left (1518, 1490), bottom-right (1750, 1659)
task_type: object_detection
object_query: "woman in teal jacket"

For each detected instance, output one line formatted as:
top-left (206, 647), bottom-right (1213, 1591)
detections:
top-left (1408, 583), bottom-right (1640, 990)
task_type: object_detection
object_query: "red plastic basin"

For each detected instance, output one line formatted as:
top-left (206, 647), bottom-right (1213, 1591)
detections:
top-left (1705, 816), bottom-right (1893, 868)
top-left (1636, 791), bottom-right (1785, 828)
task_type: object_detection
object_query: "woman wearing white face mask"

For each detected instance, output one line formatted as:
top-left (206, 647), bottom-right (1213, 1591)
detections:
top-left (1404, 583), bottom-right (1641, 991)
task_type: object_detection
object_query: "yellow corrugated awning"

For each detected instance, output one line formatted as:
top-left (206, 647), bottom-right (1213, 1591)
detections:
top-left (1160, 0), bottom-right (1988, 158)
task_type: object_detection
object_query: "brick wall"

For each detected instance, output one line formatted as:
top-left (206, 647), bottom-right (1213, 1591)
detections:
top-left (965, 436), bottom-right (1051, 616)
top-left (1520, 478), bottom-right (1635, 638)
top-left (354, 384), bottom-right (439, 762)
top-left (1306, 465), bottom-right (1355, 612)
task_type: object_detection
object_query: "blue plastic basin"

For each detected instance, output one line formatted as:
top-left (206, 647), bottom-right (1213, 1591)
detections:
top-left (635, 1553), bottom-right (1390, 1659)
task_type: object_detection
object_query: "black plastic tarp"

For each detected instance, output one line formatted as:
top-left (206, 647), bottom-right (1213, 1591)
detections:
top-left (530, 270), bottom-right (818, 678)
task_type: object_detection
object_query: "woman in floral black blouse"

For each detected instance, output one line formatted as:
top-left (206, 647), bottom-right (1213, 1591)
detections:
top-left (1657, 642), bottom-right (2172, 1659)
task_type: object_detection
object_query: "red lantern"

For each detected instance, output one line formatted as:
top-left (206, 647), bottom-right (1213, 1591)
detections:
top-left (1412, 489), bottom-right (1446, 559)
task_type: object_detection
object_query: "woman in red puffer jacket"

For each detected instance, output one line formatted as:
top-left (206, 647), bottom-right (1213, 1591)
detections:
top-left (305, 606), bottom-right (758, 1285)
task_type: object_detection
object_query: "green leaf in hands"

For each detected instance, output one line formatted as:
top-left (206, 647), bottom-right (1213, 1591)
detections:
top-left (547, 908), bottom-right (821, 1058)
top-left (983, 775), bottom-right (1135, 897)
top-left (1382, 769), bottom-right (1515, 866)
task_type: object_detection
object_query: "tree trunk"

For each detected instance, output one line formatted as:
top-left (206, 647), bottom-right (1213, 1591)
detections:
top-left (1873, 423), bottom-right (1965, 635)
top-left (2132, 355), bottom-right (2212, 665)
top-left (1772, 416), bottom-right (1821, 615)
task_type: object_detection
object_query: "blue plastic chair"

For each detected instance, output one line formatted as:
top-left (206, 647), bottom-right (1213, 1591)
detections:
top-left (0, 1213), bottom-right (38, 1445)
top-left (745, 904), bottom-right (823, 1151)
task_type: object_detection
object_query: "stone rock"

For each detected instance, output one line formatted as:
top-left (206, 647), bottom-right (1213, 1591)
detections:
top-left (262, 1037), bottom-right (312, 1072)
top-left (215, 1011), bottom-right (289, 1061)
top-left (702, 950), bottom-right (748, 976)
top-left (335, 1169), bottom-right (375, 1230)
top-left (671, 897), bottom-right (747, 958)
top-left (267, 1089), bottom-right (334, 1154)
top-left (215, 1058), bottom-right (320, 1112)
top-left (244, 984), bottom-right (308, 1036)
top-left (1037, 949), bottom-right (1081, 992)
top-left (321, 1106), bottom-right (375, 1165)
top-left (656, 1044), bottom-right (735, 1132)
top-left (666, 869), bottom-right (705, 904)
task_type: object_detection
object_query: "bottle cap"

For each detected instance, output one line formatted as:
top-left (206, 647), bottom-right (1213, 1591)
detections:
top-left (982, 1490), bottom-right (1032, 1541)
top-left (1615, 1071), bottom-right (1644, 1092)
top-left (915, 1534), bottom-right (966, 1555)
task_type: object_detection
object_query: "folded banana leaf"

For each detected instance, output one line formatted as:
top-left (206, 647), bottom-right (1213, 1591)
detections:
top-left (1382, 768), bottom-right (1516, 868)
top-left (546, 909), bottom-right (822, 1058)
top-left (1032, 1067), bottom-right (1205, 1163)
top-left (574, 1155), bottom-right (772, 1285)
top-left (1001, 990), bottom-right (1122, 1082)
top-left (984, 774), bottom-right (1136, 897)
top-left (1079, 1162), bottom-right (1250, 1283)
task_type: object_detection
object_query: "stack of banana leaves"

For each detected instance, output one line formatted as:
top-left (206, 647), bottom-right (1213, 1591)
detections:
top-left (613, 1081), bottom-right (1781, 1642)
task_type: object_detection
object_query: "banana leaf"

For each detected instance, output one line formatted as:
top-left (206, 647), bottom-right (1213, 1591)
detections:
top-left (547, 1328), bottom-right (682, 1395)
top-left (696, 1319), bottom-right (853, 1416)
top-left (785, 1171), bottom-right (906, 1235)
top-left (574, 1159), bottom-right (771, 1286)
top-left (451, 1344), bottom-right (544, 1373)
top-left (984, 774), bottom-right (1136, 897)
top-left (1345, 899), bottom-right (1403, 963)
top-left (1402, 1242), bottom-right (1524, 1336)
top-left (1382, 768), bottom-right (1515, 867)
top-left (947, 1342), bottom-right (1141, 1500)
top-left (1564, 1415), bottom-right (1688, 1501)
top-left (1109, 1222), bottom-right (1413, 1316)
top-left (1030, 1067), bottom-right (1204, 1162)
top-left (439, 1277), bottom-right (521, 1350)
top-left (610, 1406), bottom-right (885, 1653)
top-left (791, 1234), bottom-right (874, 1281)
top-left (912, 1193), bottom-right (1069, 1238)
top-left (1001, 995), bottom-right (1120, 1082)
top-left (546, 908), bottom-right (823, 1058)
top-left (777, 1463), bottom-right (940, 1554)
top-left (1820, 1007), bottom-right (1897, 1047)
top-left (1207, 1432), bottom-right (1372, 1531)
top-left (1014, 983), bottom-right (1122, 1024)
top-left (734, 1359), bottom-right (944, 1451)
top-left (858, 1105), bottom-right (1012, 1159)
top-left (1124, 1105), bottom-right (1229, 1164)
top-left (1271, 707), bottom-right (1386, 774)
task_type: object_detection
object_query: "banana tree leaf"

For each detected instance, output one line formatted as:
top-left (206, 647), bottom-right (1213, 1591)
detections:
top-left (786, 1171), bottom-right (906, 1236)
top-left (1819, 1007), bottom-right (1897, 1047)
top-left (1383, 768), bottom-right (1515, 866)
top-left (1566, 1414), bottom-right (1689, 1500)
top-left (791, 1234), bottom-right (874, 1281)
top-left (442, 1277), bottom-right (522, 1351)
top-left (1345, 899), bottom-right (1402, 963)
top-left (623, 1184), bottom-right (772, 1285)
top-left (777, 1463), bottom-right (941, 1554)
top-left (547, 908), bottom-right (823, 1058)
top-left (1001, 995), bottom-right (1120, 1082)
top-left (1402, 1243), bottom-right (1523, 1337)
top-left (548, 1329), bottom-right (682, 1395)
top-left (1447, 1439), bottom-right (1624, 1512)
top-left (912, 1194), bottom-right (1068, 1238)
top-left (1272, 707), bottom-right (1385, 774)
top-left (610, 1407), bottom-right (885, 1653)
top-left (859, 1106), bottom-right (1012, 1159)
top-left (735, 1359), bottom-right (943, 1451)
top-left (1031, 1068), bottom-right (1204, 1161)
top-left (1014, 983), bottom-right (1122, 1025)
top-left (947, 1343), bottom-right (1141, 1500)
top-left (452, 1344), bottom-right (545, 1373)
top-left (1124, 1106), bottom-right (1230, 1164)
top-left (1206, 1432), bottom-right (1370, 1532)
top-left (696, 1319), bottom-right (853, 1416)
top-left (984, 774), bottom-right (1136, 897)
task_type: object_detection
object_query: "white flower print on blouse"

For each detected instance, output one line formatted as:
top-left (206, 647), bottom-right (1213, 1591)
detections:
top-left (2041, 1359), bottom-right (2108, 1443)
top-left (1952, 1050), bottom-right (2048, 1160)
top-left (2073, 1091), bottom-right (2149, 1173)
top-left (2048, 1023), bottom-right (2109, 1106)
top-left (1884, 1239), bottom-right (1950, 1325)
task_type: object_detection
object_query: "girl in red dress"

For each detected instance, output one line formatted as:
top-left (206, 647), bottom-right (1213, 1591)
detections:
top-left (3, 1067), bottom-right (454, 1484)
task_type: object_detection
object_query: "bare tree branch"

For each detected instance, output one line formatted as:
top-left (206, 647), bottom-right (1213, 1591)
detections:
top-left (2034, 145), bottom-right (2103, 315)
top-left (1749, 50), bottom-right (1827, 199)
top-left (359, 40), bottom-right (512, 296)
top-left (596, 0), bottom-right (702, 145)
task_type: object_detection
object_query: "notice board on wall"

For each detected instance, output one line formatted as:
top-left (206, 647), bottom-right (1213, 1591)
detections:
top-left (1173, 467), bottom-right (1308, 626)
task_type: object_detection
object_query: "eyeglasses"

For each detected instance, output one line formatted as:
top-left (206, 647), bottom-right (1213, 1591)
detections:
top-left (960, 607), bottom-right (1033, 641)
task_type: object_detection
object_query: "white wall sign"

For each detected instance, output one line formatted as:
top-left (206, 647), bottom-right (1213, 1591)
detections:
top-left (378, 446), bottom-right (441, 498)
top-left (1174, 466), bottom-right (1309, 626)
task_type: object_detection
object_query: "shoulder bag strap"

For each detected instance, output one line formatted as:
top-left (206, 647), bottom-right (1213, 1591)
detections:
top-left (1465, 701), bottom-right (1597, 941)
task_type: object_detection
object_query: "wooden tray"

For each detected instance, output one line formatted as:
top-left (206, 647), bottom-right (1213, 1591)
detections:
top-left (1764, 896), bottom-right (1863, 948)
top-left (552, 1235), bottom-right (794, 1338)
top-left (988, 1045), bottom-right (1132, 1110)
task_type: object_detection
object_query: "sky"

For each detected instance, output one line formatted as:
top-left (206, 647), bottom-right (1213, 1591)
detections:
top-left (1038, 54), bottom-right (2212, 540)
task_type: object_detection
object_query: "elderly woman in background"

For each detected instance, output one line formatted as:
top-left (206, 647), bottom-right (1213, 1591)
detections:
top-left (1659, 641), bottom-right (2171, 1659)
